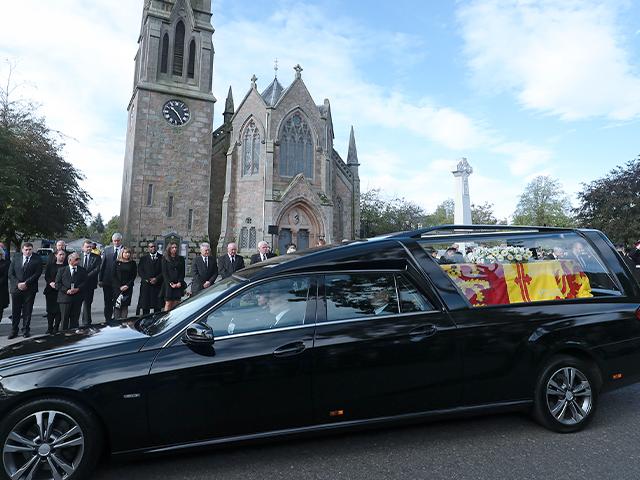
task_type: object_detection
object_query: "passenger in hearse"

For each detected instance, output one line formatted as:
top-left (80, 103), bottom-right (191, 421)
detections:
top-left (261, 291), bottom-right (304, 328)
top-left (370, 288), bottom-right (397, 315)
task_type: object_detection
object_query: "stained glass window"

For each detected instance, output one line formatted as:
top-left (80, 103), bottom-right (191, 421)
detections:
top-left (279, 113), bottom-right (313, 178)
top-left (242, 121), bottom-right (260, 176)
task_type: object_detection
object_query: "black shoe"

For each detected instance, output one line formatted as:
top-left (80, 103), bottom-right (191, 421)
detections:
top-left (45, 329), bottom-right (53, 335)
top-left (23, 331), bottom-right (31, 338)
top-left (7, 332), bottom-right (18, 339)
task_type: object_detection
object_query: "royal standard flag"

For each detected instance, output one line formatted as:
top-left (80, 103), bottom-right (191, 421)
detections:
top-left (442, 260), bottom-right (592, 306)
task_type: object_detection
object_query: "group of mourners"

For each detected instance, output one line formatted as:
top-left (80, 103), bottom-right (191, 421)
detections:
top-left (0, 232), bottom-right (311, 339)
top-left (0, 234), bottom-right (190, 339)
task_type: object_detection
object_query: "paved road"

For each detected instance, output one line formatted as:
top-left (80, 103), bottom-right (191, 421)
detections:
top-left (94, 383), bottom-right (640, 480)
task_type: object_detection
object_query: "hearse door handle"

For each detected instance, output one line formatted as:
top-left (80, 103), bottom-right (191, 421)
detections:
top-left (273, 341), bottom-right (306, 357)
top-left (409, 324), bottom-right (437, 339)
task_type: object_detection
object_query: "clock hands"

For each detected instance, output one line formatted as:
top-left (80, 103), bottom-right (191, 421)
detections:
top-left (169, 106), bottom-right (183, 124)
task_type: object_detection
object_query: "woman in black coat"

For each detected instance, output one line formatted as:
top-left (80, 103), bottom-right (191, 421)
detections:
top-left (0, 249), bottom-right (9, 323)
top-left (43, 249), bottom-right (67, 333)
top-left (161, 242), bottom-right (186, 311)
top-left (112, 247), bottom-right (137, 319)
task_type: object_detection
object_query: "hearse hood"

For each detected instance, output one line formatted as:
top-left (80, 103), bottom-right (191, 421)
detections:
top-left (0, 322), bottom-right (150, 377)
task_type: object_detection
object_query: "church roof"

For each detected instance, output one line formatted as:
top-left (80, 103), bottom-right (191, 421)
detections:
top-left (261, 77), bottom-right (285, 106)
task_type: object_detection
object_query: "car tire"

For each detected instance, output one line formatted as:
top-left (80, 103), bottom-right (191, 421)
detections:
top-left (533, 355), bottom-right (600, 433)
top-left (0, 397), bottom-right (102, 480)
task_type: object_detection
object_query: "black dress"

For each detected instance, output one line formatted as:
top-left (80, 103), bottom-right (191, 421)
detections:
top-left (161, 256), bottom-right (186, 301)
top-left (0, 258), bottom-right (9, 311)
top-left (112, 261), bottom-right (137, 308)
top-left (43, 262), bottom-right (65, 318)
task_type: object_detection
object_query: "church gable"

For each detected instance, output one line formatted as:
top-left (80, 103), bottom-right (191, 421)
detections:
top-left (169, 0), bottom-right (196, 29)
top-left (232, 80), bottom-right (267, 142)
top-left (279, 173), bottom-right (318, 204)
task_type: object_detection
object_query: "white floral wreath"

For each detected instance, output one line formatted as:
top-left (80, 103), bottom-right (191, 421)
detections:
top-left (466, 246), bottom-right (533, 264)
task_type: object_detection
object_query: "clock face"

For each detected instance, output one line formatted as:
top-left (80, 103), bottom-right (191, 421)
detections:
top-left (162, 99), bottom-right (191, 126)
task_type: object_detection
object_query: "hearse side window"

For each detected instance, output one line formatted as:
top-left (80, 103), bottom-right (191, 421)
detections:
top-left (323, 273), bottom-right (434, 322)
top-left (204, 276), bottom-right (311, 336)
top-left (397, 275), bottom-right (435, 312)
top-left (325, 273), bottom-right (399, 321)
top-left (419, 232), bottom-right (621, 308)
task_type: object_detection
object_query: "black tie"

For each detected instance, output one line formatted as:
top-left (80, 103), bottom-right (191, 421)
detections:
top-left (261, 254), bottom-right (265, 262)
top-left (204, 257), bottom-right (208, 267)
top-left (84, 256), bottom-right (88, 269)
top-left (72, 267), bottom-right (76, 278)
top-left (24, 256), bottom-right (30, 267)
top-left (231, 256), bottom-right (235, 264)
top-left (114, 248), bottom-right (118, 260)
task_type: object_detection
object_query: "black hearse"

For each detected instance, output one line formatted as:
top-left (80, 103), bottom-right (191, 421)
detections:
top-left (1, 225), bottom-right (639, 480)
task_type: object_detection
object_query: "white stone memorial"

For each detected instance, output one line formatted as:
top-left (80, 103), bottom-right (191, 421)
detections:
top-left (452, 158), bottom-right (473, 225)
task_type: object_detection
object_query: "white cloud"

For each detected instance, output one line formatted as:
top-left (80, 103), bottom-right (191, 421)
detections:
top-left (458, 0), bottom-right (640, 120)
top-left (491, 142), bottom-right (553, 176)
top-left (0, 1), bottom-right (138, 221)
top-left (0, 0), bottom-right (567, 229)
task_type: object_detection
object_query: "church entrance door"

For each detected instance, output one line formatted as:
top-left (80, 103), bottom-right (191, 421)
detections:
top-left (276, 203), bottom-right (322, 253)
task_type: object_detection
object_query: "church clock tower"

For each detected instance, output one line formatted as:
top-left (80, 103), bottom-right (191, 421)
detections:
top-left (120, 0), bottom-right (216, 255)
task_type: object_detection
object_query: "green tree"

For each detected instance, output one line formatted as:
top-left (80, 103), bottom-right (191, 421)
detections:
top-left (0, 65), bottom-right (90, 249)
top-left (511, 176), bottom-right (574, 227)
top-left (471, 202), bottom-right (499, 225)
top-left (101, 215), bottom-right (120, 246)
top-left (360, 188), bottom-right (426, 237)
top-left (575, 158), bottom-right (640, 244)
top-left (90, 213), bottom-right (105, 234)
top-left (423, 199), bottom-right (454, 226)
top-left (71, 221), bottom-right (91, 239)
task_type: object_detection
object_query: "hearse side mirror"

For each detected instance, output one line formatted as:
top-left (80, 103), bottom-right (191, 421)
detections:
top-left (183, 323), bottom-right (215, 345)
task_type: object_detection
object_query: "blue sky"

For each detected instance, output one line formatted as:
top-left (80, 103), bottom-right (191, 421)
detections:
top-left (2, 0), bottom-right (639, 222)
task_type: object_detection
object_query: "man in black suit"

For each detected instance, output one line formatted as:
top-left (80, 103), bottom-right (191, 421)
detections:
top-left (192, 242), bottom-right (218, 294)
top-left (218, 242), bottom-right (245, 279)
top-left (55, 252), bottom-right (87, 331)
top-left (250, 241), bottom-right (276, 264)
top-left (138, 242), bottom-right (163, 315)
top-left (99, 232), bottom-right (122, 321)
top-left (80, 240), bottom-right (102, 326)
top-left (8, 242), bottom-right (43, 338)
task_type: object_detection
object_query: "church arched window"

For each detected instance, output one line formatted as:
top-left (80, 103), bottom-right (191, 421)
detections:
top-left (172, 21), bottom-right (185, 76)
top-left (160, 33), bottom-right (169, 74)
top-left (240, 227), bottom-right (248, 250)
top-left (187, 39), bottom-right (196, 79)
top-left (279, 113), bottom-right (313, 178)
top-left (242, 120), bottom-right (260, 176)
top-left (249, 227), bottom-right (257, 249)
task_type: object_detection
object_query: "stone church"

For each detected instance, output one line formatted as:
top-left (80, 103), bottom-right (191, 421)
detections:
top-left (120, 0), bottom-right (360, 259)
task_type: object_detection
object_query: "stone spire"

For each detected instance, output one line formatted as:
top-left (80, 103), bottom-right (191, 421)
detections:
top-left (347, 126), bottom-right (359, 165)
top-left (223, 86), bottom-right (234, 124)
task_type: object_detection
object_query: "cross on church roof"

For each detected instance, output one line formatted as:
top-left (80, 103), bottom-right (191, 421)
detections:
top-left (274, 58), bottom-right (278, 78)
top-left (294, 64), bottom-right (303, 79)
top-left (250, 74), bottom-right (258, 88)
